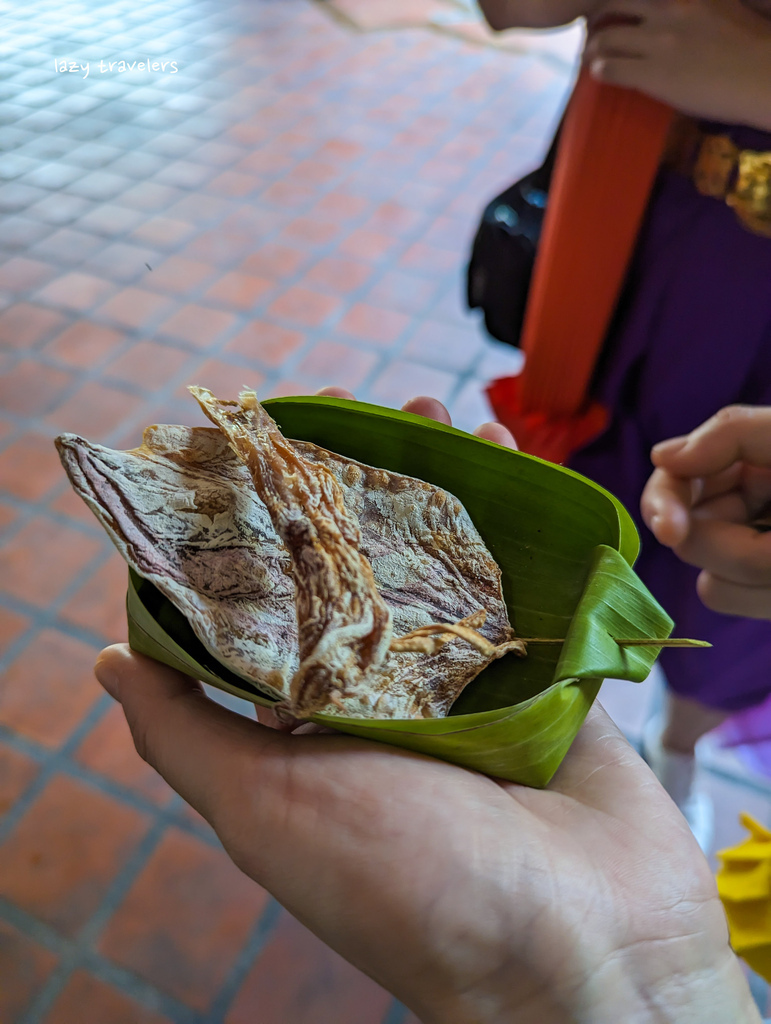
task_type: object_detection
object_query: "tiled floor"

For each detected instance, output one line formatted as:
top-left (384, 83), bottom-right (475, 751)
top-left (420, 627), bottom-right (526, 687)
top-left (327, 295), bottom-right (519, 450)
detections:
top-left (1, 0), bottom-right (770, 1021)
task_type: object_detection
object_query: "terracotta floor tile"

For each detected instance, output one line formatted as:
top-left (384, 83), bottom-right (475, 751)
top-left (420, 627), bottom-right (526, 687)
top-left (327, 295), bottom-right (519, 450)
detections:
top-left (225, 321), bottom-right (306, 368)
top-left (43, 321), bottom-right (125, 369)
top-left (74, 703), bottom-right (175, 807)
top-left (0, 606), bottom-right (31, 658)
top-left (337, 227), bottom-right (402, 263)
top-left (390, 180), bottom-right (447, 211)
top-left (186, 139), bottom-right (243, 168)
top-left (227, 911), bottom-right (393, 1024)
top-left (285, 158), bottom-right (340, 188)
top-left (267, 285), bottom-right (341, 328)
top-left (295, 340), bottom-right (377, 390)
top-left (75, 203), bottom-right (147, 237)
top-left (26, 193), bottom-right (96, 227)
top-left (157, 304), bottom-right (237, 348)
top-left (203, 271), bottom-right (274, 311)
top-left (0, 626), bottom-right (103, 746)
top-left (0, 181), bottom-right (49, 214)
top-left (361, 200), bottom-right (428, 238)
top-left (338, 302), bottom-right (410, 346)
top-left (280, 215), bottom-right (342, 249)
top-left (143, 254), bottom-right (217, 295)
top-left (82, 242), bottom-right (163, 284)
top-left (316, 138), bottom-right (367, 164)
top-left (35, 271), bottom-right (117, 312)
top-left (59, 554), bottom-right (131, 643)
top-left (100, 828), bottom-right (269, 1011)
top-left (2, 215), bottom-right (54, 249)
top-left (0, 919), bottom-right (57, 1024)
top-left (95, 287), bottom-right (175, 330)
top-left (0, 742), bottom-right (39, 817)
top-left (0, 774), bottom-right (150, 936)
top-left (45, 381), bottom-right (144, 439)
top-left (240, 242), bottom-right (310, 281)
top-left (398, 240), bottom-right (460, 277)
top-left (152, 159), bottom-right (216, 189)
top-left (183, 226), bottom-right (259, 268)
top-left (364, 269), bottom-right (441, 315)
top-left (0, 302), bottom-right (67, 348)
top-left (0, 431), bottom-right (66, 501)
top-left (234, 148), bottom-right (295, 178)
top-left (0, 512), bottom-right (106, 609)
top-left (104, 340), bottom-right (192, 391)
top-left (64, 171), bottom-right (133, 202)
top-left (263, 376), bottom-right (318, 398)
top-left (47, 485), bottom-right (111, 532)
top-left (304, 255), bottom-right (373, 295)
top-left (31, 228), bottom-right (105, 266)
top-left (165, 193), bottom-right (231, 224)
top-left (183, 357), bottom-right (265, 399)
top-left (314, 191), bottom-right (371, 223)
top-left (369, 358), bottom-right (457, 406)
top-left (0, 359), bottom-right (73, 415)
top-left (114, 182), bottom-right (183, 212)
top-left (129, 216), bottom-right (198, 249)
top-left (42, 971), bottom-right (172, 1024)
top-left (421, 213), bottom-right (475, 254)
top-left (260, 179), bottom-right (316, 210)
top-left (402, 318), bottom-right (483, 372)
top-left (205, 169), bottom-right (262, 198)
top-left (0, 256), bottom-right (58, 293)
top-left (0, 498), bottom-right (18, 533)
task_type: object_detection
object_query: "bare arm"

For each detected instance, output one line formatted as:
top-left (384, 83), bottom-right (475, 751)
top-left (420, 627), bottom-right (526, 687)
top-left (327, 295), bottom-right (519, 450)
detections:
top-left (478, 0), bottom-right (601, 29)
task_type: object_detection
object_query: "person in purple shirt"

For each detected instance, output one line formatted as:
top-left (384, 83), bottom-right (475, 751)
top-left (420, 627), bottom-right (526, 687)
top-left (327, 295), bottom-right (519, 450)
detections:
top-left (481, 0), bottom-right (771, 849)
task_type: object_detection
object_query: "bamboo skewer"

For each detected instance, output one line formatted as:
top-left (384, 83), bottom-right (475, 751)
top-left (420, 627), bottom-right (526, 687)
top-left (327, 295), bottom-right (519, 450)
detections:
top-left (518, 637), bottom-right (710, 648)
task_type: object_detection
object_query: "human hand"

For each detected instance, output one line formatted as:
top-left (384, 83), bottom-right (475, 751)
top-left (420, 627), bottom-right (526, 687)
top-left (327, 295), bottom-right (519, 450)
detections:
top-left (94, 393), bottom-right (760, 1024)
top-left (584, 0), bottom-right (771, 131)
top-left (642, 405), bottom-right (771, 619)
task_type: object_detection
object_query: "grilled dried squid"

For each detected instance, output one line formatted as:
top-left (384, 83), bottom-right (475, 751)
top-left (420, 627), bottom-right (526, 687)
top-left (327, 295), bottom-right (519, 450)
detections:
top-left (56, 388), bottom-right (524, 720)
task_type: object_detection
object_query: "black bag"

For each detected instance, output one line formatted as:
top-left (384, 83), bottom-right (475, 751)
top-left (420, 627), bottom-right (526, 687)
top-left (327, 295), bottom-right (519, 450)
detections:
top-left (466, 127), bottom-right (561, 348)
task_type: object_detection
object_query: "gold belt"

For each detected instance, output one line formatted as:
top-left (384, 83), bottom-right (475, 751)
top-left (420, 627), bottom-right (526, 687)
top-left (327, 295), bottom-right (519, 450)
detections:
top-left (664, 120), bottom-right (771, 238)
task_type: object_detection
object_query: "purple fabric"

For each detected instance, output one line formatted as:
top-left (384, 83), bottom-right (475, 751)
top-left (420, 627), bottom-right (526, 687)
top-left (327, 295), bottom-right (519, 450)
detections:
top-left (568, 123), bottom-right (771, 712)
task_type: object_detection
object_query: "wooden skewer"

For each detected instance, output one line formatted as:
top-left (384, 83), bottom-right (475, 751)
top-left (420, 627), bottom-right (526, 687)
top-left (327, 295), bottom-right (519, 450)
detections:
top-left (518, 637), bottom-right (711, 648)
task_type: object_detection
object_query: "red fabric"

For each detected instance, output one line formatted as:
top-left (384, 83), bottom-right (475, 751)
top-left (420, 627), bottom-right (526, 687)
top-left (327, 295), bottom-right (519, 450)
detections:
top-left (486, 374), bottom-right (608, 464)
top-left (488, 70), bottom-right (674, 460)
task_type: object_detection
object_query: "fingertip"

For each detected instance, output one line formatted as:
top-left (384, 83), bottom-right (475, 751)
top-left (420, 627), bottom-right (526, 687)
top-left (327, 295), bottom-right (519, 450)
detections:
top-left (473, 422), bottom-right (518, 449)
top-left (94, 644), bottom-right (199, 705)
top-left (316, 386), bottom-right (356, 400)
top-left (650, 436), bottom-right (688, 464)
top-left (401, 396), bottom-right (452, 424)
top-left (648, 507), bottom-right (689, 548)
top-left (94, 644), bottom-right (126, 700)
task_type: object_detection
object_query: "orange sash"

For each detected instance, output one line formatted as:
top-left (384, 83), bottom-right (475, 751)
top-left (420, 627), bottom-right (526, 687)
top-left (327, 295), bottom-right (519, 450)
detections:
top-left (486, 69), bottom-right (674, 464)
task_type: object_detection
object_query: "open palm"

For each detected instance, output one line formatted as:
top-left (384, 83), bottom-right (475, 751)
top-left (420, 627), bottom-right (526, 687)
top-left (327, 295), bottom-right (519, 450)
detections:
top-left (94, 393), bottom-right (752, 1024)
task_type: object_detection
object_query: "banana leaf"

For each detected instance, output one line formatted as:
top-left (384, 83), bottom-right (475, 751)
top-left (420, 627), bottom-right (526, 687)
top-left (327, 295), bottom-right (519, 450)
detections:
top-left (127, 396), bottom-right (676, 787)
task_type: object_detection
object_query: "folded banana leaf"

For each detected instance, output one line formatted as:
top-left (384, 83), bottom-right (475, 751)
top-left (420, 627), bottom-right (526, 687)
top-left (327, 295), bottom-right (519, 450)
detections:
top-left (127, 396), bottom-right (675, 787)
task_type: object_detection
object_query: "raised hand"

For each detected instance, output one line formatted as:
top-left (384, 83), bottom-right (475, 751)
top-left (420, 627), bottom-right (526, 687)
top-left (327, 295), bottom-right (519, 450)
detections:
top-left (642, 404), bottom-right (771, 619)
top-left (93, 393), bottom-right (760, 1024)
top-left (585, 0), bottom-right (771, 131)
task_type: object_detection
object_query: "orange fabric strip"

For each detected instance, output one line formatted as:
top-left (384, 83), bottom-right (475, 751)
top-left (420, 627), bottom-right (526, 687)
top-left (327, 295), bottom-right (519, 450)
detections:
top-left (519, 71), bottom-right (673, 417)
top-left (487, 70), bottom-right (674, 462)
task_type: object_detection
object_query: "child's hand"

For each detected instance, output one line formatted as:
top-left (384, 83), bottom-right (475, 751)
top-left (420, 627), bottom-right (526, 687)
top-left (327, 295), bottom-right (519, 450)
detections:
top-left (641, 406), bottom-right (771, 619)
top-left (585, 0), bottom-right (771, 130)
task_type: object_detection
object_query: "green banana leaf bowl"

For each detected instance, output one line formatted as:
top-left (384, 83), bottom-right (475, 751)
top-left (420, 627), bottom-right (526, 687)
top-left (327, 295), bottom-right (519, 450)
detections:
top-left (127, 395), bottom-right (675, 788)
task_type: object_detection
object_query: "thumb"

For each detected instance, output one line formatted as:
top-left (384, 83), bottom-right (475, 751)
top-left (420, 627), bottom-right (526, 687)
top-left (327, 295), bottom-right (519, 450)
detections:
top-left (94, 645), bottom-right (286, 825)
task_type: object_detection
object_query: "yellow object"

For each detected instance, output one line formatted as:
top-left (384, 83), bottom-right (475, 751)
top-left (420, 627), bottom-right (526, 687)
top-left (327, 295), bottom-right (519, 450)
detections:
top-left (716, 814), bottom-right (771, 981)
top-left (665, 123), bottom-right (771, 237)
